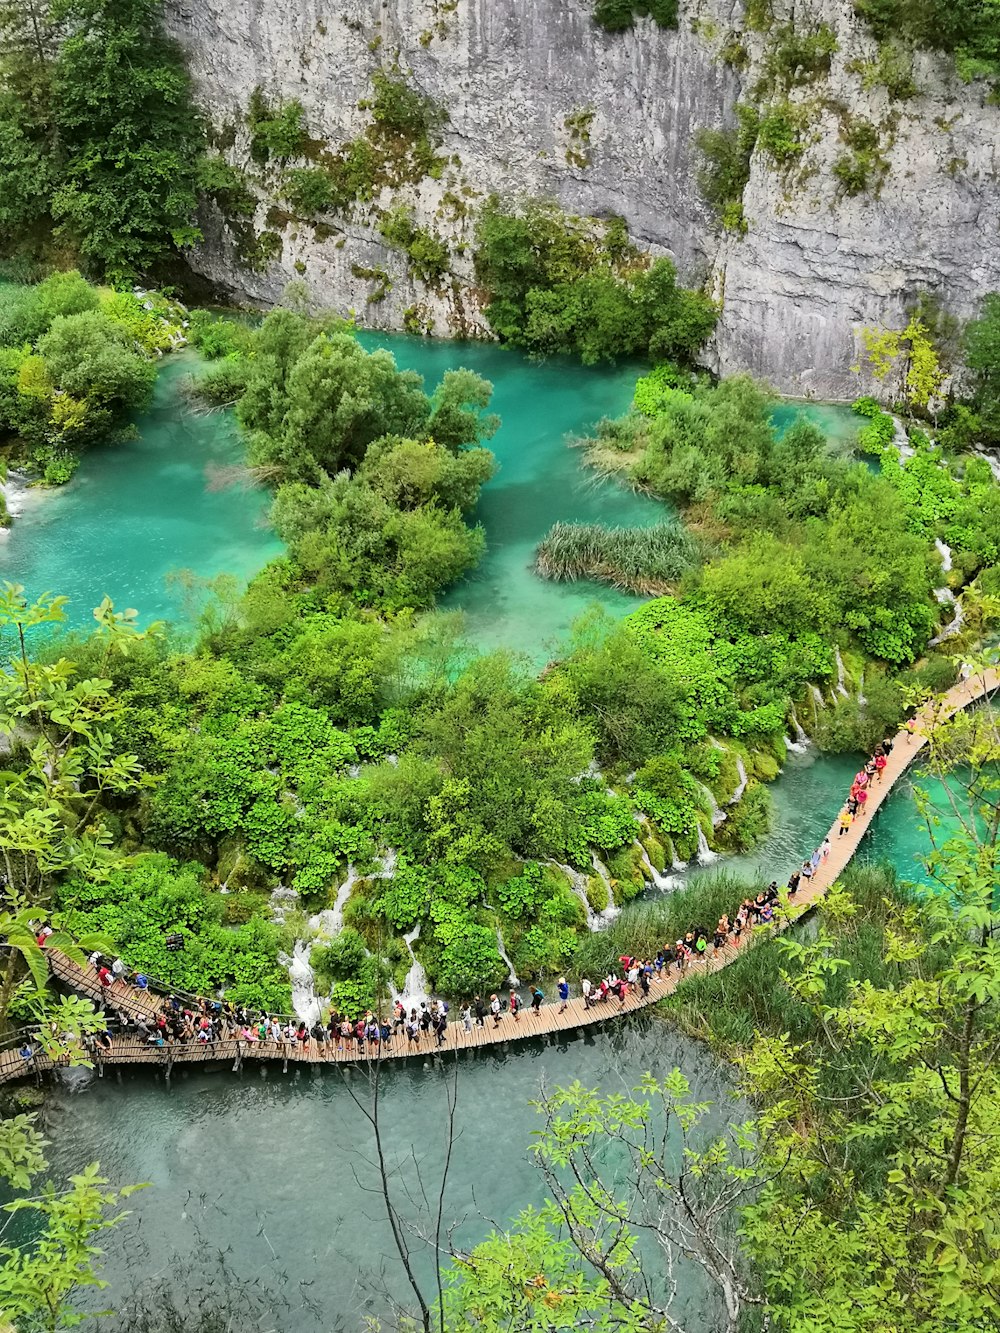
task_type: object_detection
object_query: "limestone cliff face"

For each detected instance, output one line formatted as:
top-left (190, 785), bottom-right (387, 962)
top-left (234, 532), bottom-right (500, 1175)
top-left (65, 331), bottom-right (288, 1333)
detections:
top-left (164, 0), bottom-right (1000, 398)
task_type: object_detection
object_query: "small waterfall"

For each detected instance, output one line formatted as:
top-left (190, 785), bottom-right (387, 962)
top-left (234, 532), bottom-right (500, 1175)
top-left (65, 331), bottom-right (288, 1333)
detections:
top-left (857, 667), bottom-right (867, 708)
top-left (974, 448), bottom-right (1000, 483)
top-left (308, 864), bottom-right (358, 938)
top-left (287, 941), bottom-right (322, 1025)
top-left (672, 851), bottom-right (689, 871)
top-left (554, 862), bottom-right (617, 932)
top-left (892, 416), bottom-right (915, 459)
top-left (697, 781), bottom-right (727, 827)
top-left (590, 853), bottom-right (621, 925)
top-left (789, 705), bottom-right (808, 746)
top-left (935, 538), bottom-right (953, 574)
top-left (835, 646), bottom-right (849, 697)
top-left (637, 843), bottom-right (683, 892)
top-left (495, 928), bottom-right (520, 987)
top-left (695, 824), bottom-right (718, 865)
top-left (268, 885), bottom-right (298, 925)
top-left (930, 543), bottom-right (963, 645)
top-left (398, 924), bottom-right (429, 1011)
top-left (729, 754), bottom-right (748, 805)
top-left (809, 684), bottom-right (825, 711)
top-left (930, 590), bottom-right (964, 645)
top-left (784, 734), bottom-right (808, 755)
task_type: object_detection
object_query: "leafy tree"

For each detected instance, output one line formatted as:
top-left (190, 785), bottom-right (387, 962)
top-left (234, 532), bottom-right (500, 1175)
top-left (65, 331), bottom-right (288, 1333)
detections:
top-left (965, 291), bottom-right (1000, 444)
top-left (474, 196), bottom-right (715, 365)
top-left (49, 0), bottom-right (204, 278)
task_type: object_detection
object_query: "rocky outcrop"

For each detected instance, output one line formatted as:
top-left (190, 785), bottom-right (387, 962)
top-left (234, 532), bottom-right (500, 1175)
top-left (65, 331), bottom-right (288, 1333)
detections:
top-left (712, 0), bottom-right (1000, 398)
top-left (164, 0), bottom-right (1000, 397)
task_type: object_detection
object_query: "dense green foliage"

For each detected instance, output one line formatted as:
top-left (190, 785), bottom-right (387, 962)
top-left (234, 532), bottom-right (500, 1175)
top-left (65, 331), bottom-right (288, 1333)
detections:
top-left (0, 0), bottom-right (205, 278)
top-left (853, 395), bottom-right (1000, 574)
top-left (0, 272), bottom-right (178, 482)
top-left (965, 290), bottom-right (1000, 444)
top-left (473, 197), bottom-right (717, 365)
top-left (855, 0), bottom-right (1000, 83)
top-left (591, 0), bottom-right (678, 31)
top-left (694, 104), bottom-right (760, 232)
top-left (588, 372), bottom-right (940, 663)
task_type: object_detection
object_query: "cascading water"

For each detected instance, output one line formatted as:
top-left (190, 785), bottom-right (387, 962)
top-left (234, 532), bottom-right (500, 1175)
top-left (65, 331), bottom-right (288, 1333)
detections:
top-left (590, 853), bottom-right (622, 926)
top-left (697, 780), bottom-right (727, 826)
top-left (495, 928), bottom-right (520, 986)
top-left (809, 684), bottom-right (825, 714)
top-left (892, 416), bottom-right (915, 459)
top-left (930, 590), bottom-right (964, 644)
top-left (636, 842), bottom-right (684, 892)
top-left (835, 646), bottom-right (850, 697)
top-left (553, 862), bottom-right (616, 932)
top-left (930, 541), bottom-right (963, 644)
top-left (398, 924), bottom-right (430, 1012)
top-left (789, 704), bottom-right (808, 746)
top-left (287, 941), bottom-right (322, 1026)
top-left (784, 734), bottom-right (808, 755)
top-left (729, 754), bottom-right (748, 805)
top-left (695, 824), bottom-right (718, 865)
top-left (307, 865), bottom-right (359, 939)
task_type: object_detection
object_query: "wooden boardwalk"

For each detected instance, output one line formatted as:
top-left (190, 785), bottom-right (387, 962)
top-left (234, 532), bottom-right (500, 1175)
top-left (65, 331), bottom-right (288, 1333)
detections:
top-left (2, 667), bottom-right (995, 1087)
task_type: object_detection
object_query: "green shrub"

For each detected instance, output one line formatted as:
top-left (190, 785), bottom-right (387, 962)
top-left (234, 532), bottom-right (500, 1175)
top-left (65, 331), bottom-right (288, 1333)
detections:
top-left (248, 89), bottom-right (307, 162)
top-left (369, 70), bottom-right (446, 140)
top-left (694, 104), bottom-right (760, 224)
top-left (283, 167), bottom-right (334, 214)
top-left (763, 23), bottom-right (838, 89)
top-left (758, 102), bottom-right (809, 164)
top-left (592, 0), bottom-right (678, 30)
top-left (378, 206), bottom-right (449, 283)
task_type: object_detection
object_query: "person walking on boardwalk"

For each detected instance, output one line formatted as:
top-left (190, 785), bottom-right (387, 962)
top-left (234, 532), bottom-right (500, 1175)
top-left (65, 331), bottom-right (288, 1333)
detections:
top-left (509, 989), bottom-right (521, 1022)
top-left (490, 993), bottom-right (501, 1026)
top-left (531, 986), bottom-right (544, 1014)
top-left (474, 995), bottom-right (486, 1027)
top-left (406, 1015), bottom-right (419, 1047)
top-left (582, 976), bottom-right (592, 1008)
top-left (435, 1010), bottom-right (447, 1047)
top-left (557, 977), bottom-right (569, 1013)
top-left (461, 1002), bottom-right (472, 1033)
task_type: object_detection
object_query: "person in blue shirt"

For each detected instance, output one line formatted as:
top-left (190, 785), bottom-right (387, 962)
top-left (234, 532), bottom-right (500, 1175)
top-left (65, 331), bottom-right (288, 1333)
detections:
top-left (557, 977), bottom-right (569, 1013)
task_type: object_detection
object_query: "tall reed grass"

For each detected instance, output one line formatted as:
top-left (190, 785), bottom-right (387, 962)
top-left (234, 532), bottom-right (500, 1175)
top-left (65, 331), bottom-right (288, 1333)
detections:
top-left (535, 520), bottom-right (700, 594)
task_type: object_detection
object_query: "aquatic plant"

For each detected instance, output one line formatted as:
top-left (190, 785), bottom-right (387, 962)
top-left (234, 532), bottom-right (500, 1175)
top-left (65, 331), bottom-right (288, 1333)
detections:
top-left (535, 520), bottom-right (701, 593)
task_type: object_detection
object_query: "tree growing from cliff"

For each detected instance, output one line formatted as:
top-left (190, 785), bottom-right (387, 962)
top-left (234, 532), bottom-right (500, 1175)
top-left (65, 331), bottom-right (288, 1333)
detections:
top-left (0, 0), bottom-right (205, 277)
top-left (966, 291), bottom-right (1000, 445)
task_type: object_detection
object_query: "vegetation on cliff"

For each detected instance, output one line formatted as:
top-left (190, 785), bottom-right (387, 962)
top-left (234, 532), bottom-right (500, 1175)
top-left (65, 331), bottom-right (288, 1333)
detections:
top-left (0, 0), bottom-right (204, 280)
top-left (473, 197), bottom-right (717, 365)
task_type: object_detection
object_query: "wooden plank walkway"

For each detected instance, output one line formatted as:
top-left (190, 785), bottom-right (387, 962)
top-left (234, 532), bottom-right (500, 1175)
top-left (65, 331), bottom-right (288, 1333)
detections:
top-left (2, 667), bottom-right (995, 1088)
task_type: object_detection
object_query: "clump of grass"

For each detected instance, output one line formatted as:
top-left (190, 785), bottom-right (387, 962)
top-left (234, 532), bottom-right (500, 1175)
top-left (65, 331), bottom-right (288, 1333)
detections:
top-left (535, 520), bottom-right (700, 594)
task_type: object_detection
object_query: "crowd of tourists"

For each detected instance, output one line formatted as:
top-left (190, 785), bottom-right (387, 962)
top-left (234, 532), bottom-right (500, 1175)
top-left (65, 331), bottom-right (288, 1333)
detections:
top-left (16, 732), bottom-right (897, 1066)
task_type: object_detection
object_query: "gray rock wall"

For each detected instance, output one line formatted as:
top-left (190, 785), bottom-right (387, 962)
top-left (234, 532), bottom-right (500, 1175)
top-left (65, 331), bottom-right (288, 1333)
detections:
top-left (164, 0), bottom-right (1000, 398)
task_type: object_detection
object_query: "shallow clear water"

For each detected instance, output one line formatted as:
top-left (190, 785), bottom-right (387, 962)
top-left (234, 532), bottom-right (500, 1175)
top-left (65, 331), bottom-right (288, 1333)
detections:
top-left (33, 1016), bottom-right (738, 1330)
top-left (356, 333), bottom-right (664, 662)
top-left (0, 356), bottom-right (284, 629)
top-left (2, 324), bottom-right (861, 660)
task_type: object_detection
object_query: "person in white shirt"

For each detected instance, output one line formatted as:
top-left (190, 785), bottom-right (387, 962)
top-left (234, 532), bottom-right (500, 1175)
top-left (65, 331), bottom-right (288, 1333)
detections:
top-left (582, 977), bottom-right (592, 1009)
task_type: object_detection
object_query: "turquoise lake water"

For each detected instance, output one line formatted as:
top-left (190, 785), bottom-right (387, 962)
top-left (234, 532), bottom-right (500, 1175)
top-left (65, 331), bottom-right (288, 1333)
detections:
top-left (2, 332), bottom-right (858, 661)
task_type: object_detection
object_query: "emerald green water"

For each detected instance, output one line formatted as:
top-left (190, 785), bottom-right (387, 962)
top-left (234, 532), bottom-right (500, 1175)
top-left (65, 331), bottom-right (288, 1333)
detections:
top-left (0, 356), bottom-right (283, 628)
top-left (2, 328), bottom-right (859, 660)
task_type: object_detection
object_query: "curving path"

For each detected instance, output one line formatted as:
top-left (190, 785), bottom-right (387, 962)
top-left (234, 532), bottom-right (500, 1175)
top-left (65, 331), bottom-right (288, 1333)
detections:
top-left (1, 667), bottom-right (996, 1087)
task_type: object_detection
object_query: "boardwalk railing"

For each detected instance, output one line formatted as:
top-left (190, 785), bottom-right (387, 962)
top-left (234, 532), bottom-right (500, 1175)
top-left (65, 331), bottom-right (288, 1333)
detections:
top-left (2, 667), bottom-right (996, 1088)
